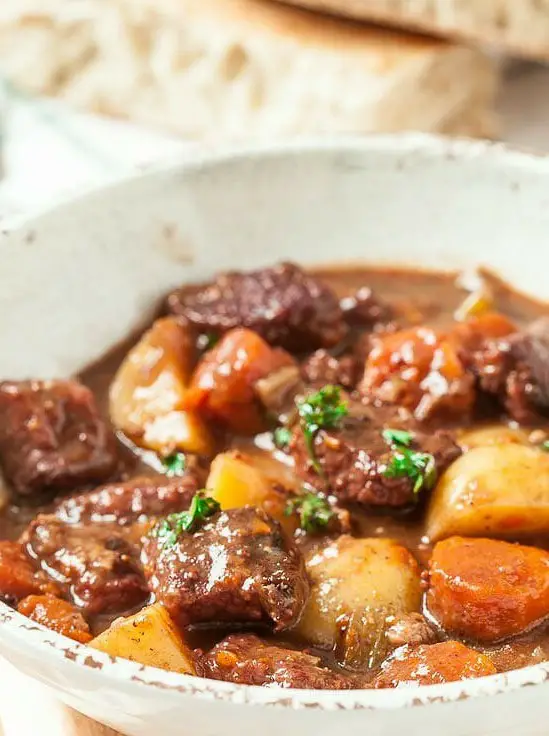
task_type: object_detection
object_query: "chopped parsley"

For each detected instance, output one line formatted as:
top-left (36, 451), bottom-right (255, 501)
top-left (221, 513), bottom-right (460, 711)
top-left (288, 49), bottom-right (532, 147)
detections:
top-left (197, 332), bottom-right (220, 352)
top-left (382, 428), bottom-right (436, 496)
top-left (203, 332), bottom-right (219, 350)
top-left (297, 385), bottom-right (348, 474)
top-left (273, 426), bottom-right (292, 450)
top-left (152, 492), bottom-right (221, 547)
top-left (382, 428), bottom-right (413, 448)
top-left (162, 452), bottom-right (186, 477)
top-left (286, 492), bottom-right (335, 533)
top-left (542, 440), bottom-right (549, 452)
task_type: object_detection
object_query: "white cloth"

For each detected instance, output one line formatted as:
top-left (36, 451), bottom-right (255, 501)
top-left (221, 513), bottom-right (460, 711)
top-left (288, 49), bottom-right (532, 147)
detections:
top-left (1, 63), bottom-right (549, 220)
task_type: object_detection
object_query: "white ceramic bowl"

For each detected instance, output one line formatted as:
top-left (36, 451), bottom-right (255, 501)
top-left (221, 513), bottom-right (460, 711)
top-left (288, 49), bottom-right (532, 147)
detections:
top-left (1, 135), bottom-right (549, 736)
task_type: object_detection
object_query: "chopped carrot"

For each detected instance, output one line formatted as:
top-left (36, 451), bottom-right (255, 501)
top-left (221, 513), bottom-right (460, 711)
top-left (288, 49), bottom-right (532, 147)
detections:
top-left (373, 641), bottom-right (496, 688)
top-left (18, 594), bottom-right (92, 644)
top-left (360, 326), bottom-right (474, 420)
top-left (186, 328), bottom-right (295, 434)
top-left (0, 541), bottom-right (58, 603)
top-left (427, 537), bottom-right (549, 642)
top-left (450, 312), bottom-right (517, 351)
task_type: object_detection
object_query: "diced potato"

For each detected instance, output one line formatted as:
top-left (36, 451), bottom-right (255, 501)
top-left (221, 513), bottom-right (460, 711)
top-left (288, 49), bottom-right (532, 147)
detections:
top-left (457, 425), bottom-right (531, 451)
top-left (296, 536), bottom-right (422, 649)
top-left (90, 603), bottom-right (196, 675)
top-left (427, 444), bottom-right (549, 541)
top-left (206, 451), bottom-right (298, 534)
top-left (427, 537), bottom-right (549, 642)
top-left (109, 317), bottom-right (214, 456)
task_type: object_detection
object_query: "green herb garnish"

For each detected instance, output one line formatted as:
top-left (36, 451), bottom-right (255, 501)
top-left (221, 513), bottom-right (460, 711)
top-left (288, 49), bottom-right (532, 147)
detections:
top-left (286, 492), bottom-right (335, 533)
top-left (203, 332), bottom-right (219, 350)
top-left (383, 428), bottom-right (436, 496)
top-left (297, 385), bottom-right (348, 474)
top-left (542, 440), bottom-right (549, 452)
top-left (273, 426), bottom-right (292, 450)
top-left (382, 428), bottom-right (413, 447)
top-left (162, 452), bottom-right (186, 477)
top-left (153, 492), bottom-right (221, 547)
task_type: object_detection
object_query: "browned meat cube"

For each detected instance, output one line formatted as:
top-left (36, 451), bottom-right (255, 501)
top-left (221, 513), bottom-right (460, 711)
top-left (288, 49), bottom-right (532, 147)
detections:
top-left (289, 400), bottom-right (461, 507)
top-left (55, 472), bottom-right (202, 527)
top-left (198, 633), bottom-right (356, 689)
top-left (0, 380), bottom-right (117, 497)
top-left (384, 612), bottom-right (438, 649)
top-left (23, 515), bottom-right (148, 615)
top-left (0, 540), bottom-right (59, 606)
top-left (166, 262), bottom-right (347, 351)
top-left (467, 317), bottom-right (549, 423)
top-left (339, 286), bottom-right (393, 329)
top-left (300, 350), bottom-right (360, 390)
top-left (143, 507), bottom-right (309, 630)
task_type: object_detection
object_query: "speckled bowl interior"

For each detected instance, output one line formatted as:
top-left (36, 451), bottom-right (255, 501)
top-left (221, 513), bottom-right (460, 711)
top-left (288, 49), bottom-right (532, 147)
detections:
top-left (1, 135), bottom-right (549, 736)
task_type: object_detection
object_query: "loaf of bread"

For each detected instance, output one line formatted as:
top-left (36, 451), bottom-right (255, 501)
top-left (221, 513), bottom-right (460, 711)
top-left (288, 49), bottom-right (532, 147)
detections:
top-left (0, 0), bottom-right (500, 141)
top-left (278, 0), bottom-right (549, 60)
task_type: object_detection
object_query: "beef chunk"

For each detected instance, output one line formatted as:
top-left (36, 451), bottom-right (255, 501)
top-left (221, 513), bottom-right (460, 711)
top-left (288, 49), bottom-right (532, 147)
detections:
top-left (465, 317), bottom-right (549, 423)
top-left (166, 263), bottom-right (347, 351)
top-left (0, 380), bottom-right (117, 497)
top-left (300, 350), bottom-right (359, 390)
top-left (360, 327), bottom-right (475, 422)
top-left (290, 401), bottom-right (461, 507)
top-left (198, 633), bottom-right (355, 689)
top-left (340, 287), bottom-right (393, 329)
top-left (143, 506), bottom-right (309, 630)
top-left (55, 473), bottom-right (201, 526)
top-left (23, 515), bottom-right (148, 615)
top-left (384, 612), bottom-right (438, 648)
top-left (0, 540), bottom-right (59, 606)
top-left (18, 594), bottom-right (92, 643)
top-left (335, 610), bottom-right (437, 672)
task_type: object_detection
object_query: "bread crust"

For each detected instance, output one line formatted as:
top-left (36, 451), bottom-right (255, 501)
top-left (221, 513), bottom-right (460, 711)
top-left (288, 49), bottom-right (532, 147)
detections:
top-left (276, 0), bottom-right (549, 60)
top-left (0, 0), bottom-right (500, 140)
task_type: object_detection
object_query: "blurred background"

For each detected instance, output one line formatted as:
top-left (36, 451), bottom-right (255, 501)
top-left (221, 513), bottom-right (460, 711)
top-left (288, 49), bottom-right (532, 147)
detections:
top-left (1, 0), bottom-right (549, 217)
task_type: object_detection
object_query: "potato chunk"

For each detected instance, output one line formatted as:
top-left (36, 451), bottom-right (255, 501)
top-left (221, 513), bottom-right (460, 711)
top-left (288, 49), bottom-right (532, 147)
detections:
top-left (457, 425), bottom-right (531, 451)
top-left (90, 603), bottom-right (196, 674)
top-left (373, 641), bottom-right (496, 688)
top-left (427, 444), bottom-right (549, 541)
top-left (296, 537), bottom-right (421, 654)
top-left (206, 451), bottom-right (298, 534)
top-left (109, 317), bottom-right (213, 456)
top-left (427, 537), bottom-right (549, 643)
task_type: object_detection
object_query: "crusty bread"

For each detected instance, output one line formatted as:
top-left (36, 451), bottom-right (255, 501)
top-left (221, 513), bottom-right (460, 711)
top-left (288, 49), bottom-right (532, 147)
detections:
top-left (278, 0), bottom-right (549, 60)
top-left (0, 0), bottom-right (499, 141)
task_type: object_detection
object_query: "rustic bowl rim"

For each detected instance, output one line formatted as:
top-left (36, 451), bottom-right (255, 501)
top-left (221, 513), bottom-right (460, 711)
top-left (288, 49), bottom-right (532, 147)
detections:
top-left (3, 132), bottom-right (549, 712)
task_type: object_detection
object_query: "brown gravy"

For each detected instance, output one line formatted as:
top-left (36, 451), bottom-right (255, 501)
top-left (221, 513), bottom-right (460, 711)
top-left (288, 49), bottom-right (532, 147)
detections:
top-left (3, 266), bottom-right (549, 677)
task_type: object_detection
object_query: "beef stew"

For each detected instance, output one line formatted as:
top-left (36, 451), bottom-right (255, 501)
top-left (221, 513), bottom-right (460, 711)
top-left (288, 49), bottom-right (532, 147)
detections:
top-left (2, 263), bottom-right (549, 690)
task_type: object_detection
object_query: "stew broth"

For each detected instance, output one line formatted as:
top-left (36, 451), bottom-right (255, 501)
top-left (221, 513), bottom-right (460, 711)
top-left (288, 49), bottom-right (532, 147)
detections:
top-left (2, 264), bottom-right (549, 688)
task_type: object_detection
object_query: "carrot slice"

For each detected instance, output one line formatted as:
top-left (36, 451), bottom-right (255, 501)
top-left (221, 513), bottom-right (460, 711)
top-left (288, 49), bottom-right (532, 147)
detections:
top-left (373, 641), bottom-right (496, 688)
top-left (0, 541), bottom-right (59, 603)
top-left (186, 328), bottom-right (295, 434)
top-left (18, 594), bottom-right (92, 644)
top-left (427, 536), bottom-right (549, 642)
